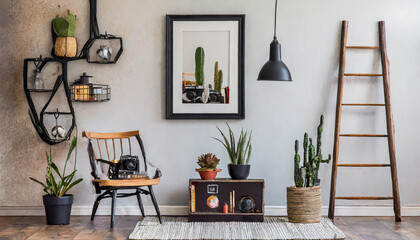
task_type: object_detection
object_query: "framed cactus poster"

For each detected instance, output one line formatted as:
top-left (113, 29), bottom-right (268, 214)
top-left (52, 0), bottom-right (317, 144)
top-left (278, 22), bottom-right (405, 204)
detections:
top-left (166, 15), bottom-right (245, 119)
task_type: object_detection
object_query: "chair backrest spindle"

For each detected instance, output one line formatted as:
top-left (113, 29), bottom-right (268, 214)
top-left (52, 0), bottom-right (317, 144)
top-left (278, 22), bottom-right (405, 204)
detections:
top-left (104, 139), bottom-right (111, 161)
top-left (112, 139), bottom-right (116, 159)
top-left (128, 138), bottom-right (132, 155)
top-left (120, 138), bottom-right (123, 155)
top-left (96, 139), bottom-right (103, 159)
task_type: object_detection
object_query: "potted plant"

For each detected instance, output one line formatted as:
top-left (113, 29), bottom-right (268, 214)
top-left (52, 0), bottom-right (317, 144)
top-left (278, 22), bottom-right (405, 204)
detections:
top-left (214, 124), bottom-right (252, 180)
top-left (29, 137), bottom-right (83, 225)
top-left (53, 11), bottom-right (77, 57)
top-left (195, 153), bottom-right (221, 180)
top-left (287, 115), bottom-right (331, 223)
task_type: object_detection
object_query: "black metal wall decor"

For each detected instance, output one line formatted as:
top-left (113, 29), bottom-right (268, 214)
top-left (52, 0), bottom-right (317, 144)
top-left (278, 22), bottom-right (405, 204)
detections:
top-left (24, 57), bottom-right (76, 145)
top-left (24, 0), bottom-right (123, 145)
top-left (51, 0), bottom-right (123, 63)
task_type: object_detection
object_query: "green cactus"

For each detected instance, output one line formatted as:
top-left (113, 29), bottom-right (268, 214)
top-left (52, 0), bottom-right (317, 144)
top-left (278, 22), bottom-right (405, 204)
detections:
top-left (294, 140), bottom-right (306, 187)
top-left (294, 140), bottom-right (301, 186)
top-left (293, 115), bottom-right (331, 188)
top-left (307, 138), bottom-right (316, 187)
top-left (195, 47), bottom-right (205, 86)
top-left (316, 115), bottom-right (323, 157)
top-left (214, 61), bottom-right (219, 91)
top-left (299, 166), bottom-right (306, 187)
top-left (66, 12), bottom-right (76, 37)
top-left (217, 70), bottom-right (223, 93)
top-left (53, 11), bottom-right (76, 37)
top-left (314, 115), bottom-right (332, 184)
top-left (303, 133), bottom-right (308, 166)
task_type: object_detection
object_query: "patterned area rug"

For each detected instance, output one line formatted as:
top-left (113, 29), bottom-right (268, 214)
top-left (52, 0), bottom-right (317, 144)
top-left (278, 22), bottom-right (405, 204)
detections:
top-left (129, 217), bottom-right (345, 240)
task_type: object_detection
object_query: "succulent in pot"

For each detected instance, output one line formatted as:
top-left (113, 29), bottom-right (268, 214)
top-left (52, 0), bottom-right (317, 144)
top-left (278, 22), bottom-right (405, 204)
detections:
top-left (29, 137), bottom-right (83, 225)
top-left (53, 11), bottom-right (77, 57)
top-left (195, 153), bottom-right (221, 180)
top-left (287, 115), bottom-right (331, 223)
top-left (214, 123), bottom-right (252, 180)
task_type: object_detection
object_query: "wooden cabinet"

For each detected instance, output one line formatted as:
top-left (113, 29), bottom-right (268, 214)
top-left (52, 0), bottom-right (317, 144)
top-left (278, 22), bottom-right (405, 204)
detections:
top-left (188, 179), bottom-right (264, 222)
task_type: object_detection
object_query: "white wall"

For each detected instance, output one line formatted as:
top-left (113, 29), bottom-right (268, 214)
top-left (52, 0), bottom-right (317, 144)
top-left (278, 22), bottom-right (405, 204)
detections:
top-left (1, 0), bottom-right (420, 214)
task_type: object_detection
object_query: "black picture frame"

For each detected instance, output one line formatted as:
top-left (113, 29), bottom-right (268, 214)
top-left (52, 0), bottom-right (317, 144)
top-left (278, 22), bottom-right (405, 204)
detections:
top-left (166, 15), bottom-right (245, 119)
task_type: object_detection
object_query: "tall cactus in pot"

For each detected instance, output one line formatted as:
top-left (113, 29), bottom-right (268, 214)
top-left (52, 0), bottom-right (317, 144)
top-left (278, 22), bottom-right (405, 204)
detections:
top-left (195, 47), bottom-right (205, 86)
top-left (293, 115), bottom-right (331, 188)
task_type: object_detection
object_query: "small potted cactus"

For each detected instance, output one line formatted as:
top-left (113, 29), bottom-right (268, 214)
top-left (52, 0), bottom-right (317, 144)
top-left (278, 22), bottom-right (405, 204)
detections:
top-left (195, 153), bottom-right (221, 180)
top-left (53, 11), bottom-right (77, 57)
top-left (287, 115), bottom-right (331, 223)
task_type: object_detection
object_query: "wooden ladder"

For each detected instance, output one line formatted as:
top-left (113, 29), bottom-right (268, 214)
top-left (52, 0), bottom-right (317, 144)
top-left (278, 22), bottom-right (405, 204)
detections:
top-left (328, 21), bottom-right (401, 222)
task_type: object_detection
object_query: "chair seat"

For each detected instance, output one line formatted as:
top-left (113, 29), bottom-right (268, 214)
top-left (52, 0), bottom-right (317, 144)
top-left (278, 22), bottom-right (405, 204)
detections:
top-left (92, 177), bottom-right (160, 187)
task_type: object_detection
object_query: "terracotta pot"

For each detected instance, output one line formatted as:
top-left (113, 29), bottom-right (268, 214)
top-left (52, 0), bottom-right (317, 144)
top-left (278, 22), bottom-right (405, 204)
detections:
top-left (55, 37), bottom-right (77, 57)
top-left (195, 169), bottom-right (221, 180)
top-left (287, 186), bottom-right (321, 223)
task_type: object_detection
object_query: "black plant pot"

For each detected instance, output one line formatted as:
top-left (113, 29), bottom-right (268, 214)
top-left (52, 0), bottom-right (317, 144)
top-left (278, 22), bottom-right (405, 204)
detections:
top-left (43, 194), bottom-right (73, 225)
top-left (228, 164), bottom-right (250, 180)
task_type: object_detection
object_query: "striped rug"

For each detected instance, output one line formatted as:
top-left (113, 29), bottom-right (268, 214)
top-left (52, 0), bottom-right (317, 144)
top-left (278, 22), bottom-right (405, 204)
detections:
top-left (129, 217), bottom-right (345, 240)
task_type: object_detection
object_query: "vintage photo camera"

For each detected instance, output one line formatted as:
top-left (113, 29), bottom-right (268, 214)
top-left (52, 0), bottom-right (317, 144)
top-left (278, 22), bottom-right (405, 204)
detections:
top-left (183, 86), bottom-right (224, 103)
top-left (108, 155), bottom-right (140, 179)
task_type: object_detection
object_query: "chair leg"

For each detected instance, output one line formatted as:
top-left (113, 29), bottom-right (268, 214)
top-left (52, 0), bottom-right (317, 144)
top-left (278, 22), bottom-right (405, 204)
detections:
top-left (91, 197), bottom-right (100, 221)
top-left (136, 189), bottom-right (146, 217)
top-left (91, 189), bottom-right (110, 221)
top-left (110, 189), bottom-right (117, 228)
top-left (148, 186), bottom-right (162, 224)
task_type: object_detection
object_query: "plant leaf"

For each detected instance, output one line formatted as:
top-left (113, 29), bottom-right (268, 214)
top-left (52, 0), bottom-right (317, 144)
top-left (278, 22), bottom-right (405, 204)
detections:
top-left (246, 145), bottom-right (252, 164)
top-left (63, 137), bottom-right (77, 178)
top-left (29, 177), bottom-right (47, 189)
top-left (50, 162), bottom-right (62, 180)
top-left (216, 126), bottom-right (231, 151)
top-left (227, 124), bottom-right (236, 160)
top-left (60, 178), bottom-right (83, 197)
top-left (52, 17), bottom-right (69, 37)
top-left (213, 137), bottom-right (234, 164)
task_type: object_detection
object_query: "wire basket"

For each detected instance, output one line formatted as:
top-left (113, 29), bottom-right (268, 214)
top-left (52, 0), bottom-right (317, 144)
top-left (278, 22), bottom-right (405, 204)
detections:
top-left (71, 83), bottom-right (111, 102)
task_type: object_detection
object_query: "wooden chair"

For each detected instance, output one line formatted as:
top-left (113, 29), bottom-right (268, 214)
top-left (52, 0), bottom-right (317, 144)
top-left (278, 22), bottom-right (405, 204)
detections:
top-left (82, 130), bottom-right (162, 228)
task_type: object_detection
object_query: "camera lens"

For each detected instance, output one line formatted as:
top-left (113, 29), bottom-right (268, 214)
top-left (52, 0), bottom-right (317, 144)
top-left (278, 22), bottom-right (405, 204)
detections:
top-left (209, 94), bottom-right (218, 103)
top-left (125, 160), bottom-right (136, 171)
top-left (185, 91), bottom-right (196, 100)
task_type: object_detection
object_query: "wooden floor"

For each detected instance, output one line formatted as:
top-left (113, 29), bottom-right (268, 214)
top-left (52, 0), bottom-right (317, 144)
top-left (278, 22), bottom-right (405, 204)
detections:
top-left (0, 216), bottom-right (419, 239)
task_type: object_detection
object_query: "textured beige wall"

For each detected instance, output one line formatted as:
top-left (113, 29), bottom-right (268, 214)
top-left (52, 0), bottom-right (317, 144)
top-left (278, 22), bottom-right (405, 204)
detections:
top-left (1, 0), bottom-right (420, 209)
top-left (0, 0), bottom-right (87, 206)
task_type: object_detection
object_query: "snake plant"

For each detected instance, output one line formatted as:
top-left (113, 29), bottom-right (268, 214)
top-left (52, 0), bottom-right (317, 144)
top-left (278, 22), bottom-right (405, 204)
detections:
top-left (30, 137), bottom-right (83, 197)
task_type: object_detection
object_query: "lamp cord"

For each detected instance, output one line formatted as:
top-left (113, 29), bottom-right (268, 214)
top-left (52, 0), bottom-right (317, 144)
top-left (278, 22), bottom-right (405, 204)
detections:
top-left (274, 0), bottom-right (278, 39)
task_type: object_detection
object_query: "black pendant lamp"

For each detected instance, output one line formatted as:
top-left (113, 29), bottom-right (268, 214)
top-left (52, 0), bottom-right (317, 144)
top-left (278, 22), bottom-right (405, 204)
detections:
top-left (257, 0), bottom-right (292, 81)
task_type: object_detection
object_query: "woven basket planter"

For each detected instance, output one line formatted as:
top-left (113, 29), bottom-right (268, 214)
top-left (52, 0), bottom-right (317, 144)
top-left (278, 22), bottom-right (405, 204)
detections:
top-left (287, 186), bottom-right (321, 223)
top-left (55, 37), bottom-right (77, 57)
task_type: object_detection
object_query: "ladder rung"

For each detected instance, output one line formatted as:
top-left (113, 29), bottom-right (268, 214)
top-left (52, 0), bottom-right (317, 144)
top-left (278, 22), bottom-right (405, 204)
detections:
top-left (346, 46), bottom-right (380, 49)
top-left (338, 164), bottom-right (391, 167)
top-left (336, 196), bottom-right (393, 200)
top-left (342, 103), bottom-right (386, 106)
top-left (344, 73), bottom-right (383, 77)
top-left (340, 134), bottom-right (388, 137)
